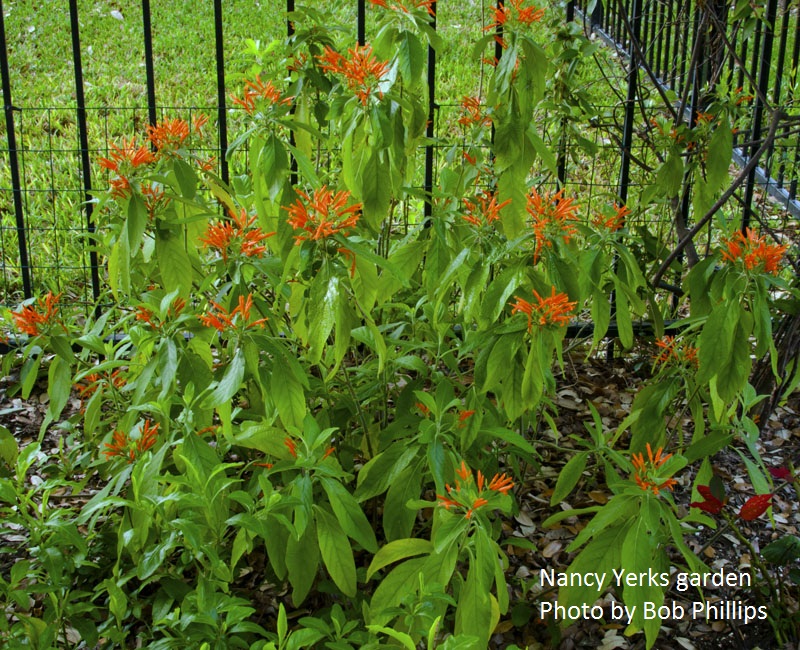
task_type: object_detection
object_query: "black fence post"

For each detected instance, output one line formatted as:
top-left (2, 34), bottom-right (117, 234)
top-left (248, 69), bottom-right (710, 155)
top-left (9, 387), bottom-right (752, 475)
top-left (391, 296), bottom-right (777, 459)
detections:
top-left (142, 0), bottom-right (157, 130)
top-left (358, 0), bottom-right (365, 47)
top-left (742, 0), bottom-right (778, 231)
top-left (0, 0), bottom-right (32, 300)
top-left (69, 0), bottom-right (101, 309)
top-left (214, 0), bottom-right (229, 186)
top-left (490, 0), bottom-right (504, 148)
top-left (608, 0), bottom-right (642, 361)
top-left (423, 1), bottom-right (437, 224)
top-left (287, 0), bottom-right (298, 187)
top-left (558, 2), bottom-right (576, 188)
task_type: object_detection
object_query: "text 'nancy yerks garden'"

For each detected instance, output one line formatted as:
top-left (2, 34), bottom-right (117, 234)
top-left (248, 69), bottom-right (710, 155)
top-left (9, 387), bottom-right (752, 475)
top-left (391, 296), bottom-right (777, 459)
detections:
top-left (0, 0), bottom-right (799, 648)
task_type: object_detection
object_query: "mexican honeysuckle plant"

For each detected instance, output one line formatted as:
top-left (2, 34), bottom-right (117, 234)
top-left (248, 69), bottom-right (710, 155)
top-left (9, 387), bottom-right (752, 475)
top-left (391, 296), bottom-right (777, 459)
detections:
top-left (0, 1), bottom-right (797, 648)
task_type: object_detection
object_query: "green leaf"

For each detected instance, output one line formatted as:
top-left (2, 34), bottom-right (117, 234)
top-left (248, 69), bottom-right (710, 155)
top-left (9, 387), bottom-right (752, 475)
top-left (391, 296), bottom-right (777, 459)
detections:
top-left (285, 522), bottom-right (319, 606)
top-left (126, 193), bottom-right (148, 250)
top-left (684, 431), bottom-right (733, 463)
top-left (360, 151), bottom-right (391, 230)
top-left (271, 355), bottom-right (306, 429)
top-left (551, 452), bottom-right (588, 505)
top-left (259, 134), bottom-right (289, 202)
top-left (656, 153), bottom-right (684, 198)
top-left (173, 157), bottom-right (197, 199)
top-left (367, 538), bottom-right (433, 581)
top-left (315, 507), bottom-right (357, 596)
top-left (0, 426), bottom-right (18, 467)
top-left (366, 625), bottom-right (417, 650)
top-left (383, 461), bottom-right (423, 541)
top-left (560, 524), bottom-right (626, 611)
top-left (320, 477), bottom-right (378, 553)
top-left (455, 563), bottom-right (492, 646)
top-left (355, 444), bottom-right (418, 501)
top-left (370, 557), bottom-right (427, 623)
top-left (567, 494), bottom-right (638, 552)
top-left (707, 120), bottom-right (733, 192)
top-left (306, 273), bottom-right (338, 363)
top-left (394, 31), bottom-right (424, 86)
top-left (201, 347), bottom-right (245, 408)
top-left (762, 536), bottom-right (800, 565)
top-left (620, 499), bottom-right (665, 645)
top-left (46, 355), bottom-right (71, 424)
top-left (156, 228), bottom-right (193, 298)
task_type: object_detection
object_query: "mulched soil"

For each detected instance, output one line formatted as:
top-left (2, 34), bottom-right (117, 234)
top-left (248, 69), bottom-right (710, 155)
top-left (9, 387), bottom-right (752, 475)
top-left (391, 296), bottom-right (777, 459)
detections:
top-left (1, 353), bottom-right (798, 649)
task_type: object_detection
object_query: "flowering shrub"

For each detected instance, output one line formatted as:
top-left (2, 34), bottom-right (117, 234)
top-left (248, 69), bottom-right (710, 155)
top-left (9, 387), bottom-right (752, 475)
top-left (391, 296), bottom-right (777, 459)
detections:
top-left (0, 1), bottom-right (796, 648)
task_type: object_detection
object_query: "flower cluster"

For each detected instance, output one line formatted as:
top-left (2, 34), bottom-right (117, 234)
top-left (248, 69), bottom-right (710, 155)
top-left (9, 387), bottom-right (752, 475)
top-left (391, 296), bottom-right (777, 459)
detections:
top-left (510, 286), bottom-right (576, 330)
top-left (368, 0), bottom-right (435, 16)
top-left (134, 296), bottom-right (186, 330)
top-left (458, 96), bottom-right (492, 128)
top-left (76, 369), bottom-right (126, 401)
top-left (485, 0), bottom-right (545, 47)
top-left (230, 75), bottom-right (293, 114)
top-left (317, 45), bottom-right (389, 105)
top-left (720, 228), bottom-right (788, 275)
top-left (11, 291), bottom-right (61, 337)
top-left (284, 436), bottom-right (335, 461)
top-left (146, 117), bottom-right (192, 152)
top-left (437, 460), bottom-right (514, 519)
top-left (527, 188), bottom-right (579, 263)
top-left (462, 190), bottom-right (510, 228)
top-left (653, 336), bottom-right (698, 366)
top-left (285, 187), bottom-right (362, 242)
top-left (198, 294), bottom-right (268, 332)
top-left (691, 485), bottom-right (773, 521)
top-left (591, 203), bottom-right (629, 232)
top-left (200, 208), bottom-right (274, 262)
top-left (103, 420), bottom-right (159, 463)
top-left (98, 138), bottom-right (155, 198)
top-left (631, 443), bottom-right (677, 495)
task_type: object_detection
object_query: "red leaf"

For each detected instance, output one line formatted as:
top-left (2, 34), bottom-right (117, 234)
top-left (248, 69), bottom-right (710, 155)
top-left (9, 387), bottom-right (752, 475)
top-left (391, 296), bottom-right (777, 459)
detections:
top-left (768, 466), bottom-right (791, 481)
top-left (738, 494), bottom-right (772, 521)
top-left (691, 485), bottom-right (724, 514)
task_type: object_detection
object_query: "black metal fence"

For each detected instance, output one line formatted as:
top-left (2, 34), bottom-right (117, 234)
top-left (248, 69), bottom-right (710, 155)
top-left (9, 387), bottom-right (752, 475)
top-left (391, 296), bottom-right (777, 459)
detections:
top-left (0, 0), bottom-right (797, 307)
top-left (577, 0), bottom-right (800, 221)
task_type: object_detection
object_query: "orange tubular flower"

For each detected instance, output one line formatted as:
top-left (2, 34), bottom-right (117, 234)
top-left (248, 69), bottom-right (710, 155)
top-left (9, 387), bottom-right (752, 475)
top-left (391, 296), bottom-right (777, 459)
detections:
top-left (201, 208), bottom-right (274, 262)
top-left (98, 137), bottom-right (155, 173)
top-left (488, 472), bottom-right (514, 494)
top-left (198, 293), bottom-right (268, 332)
top-left (458, 96), bottom-right (492, 127)
top-left (592, 203), bottom-right (629, 232)
top-left (285, 187), bottom-right (361, 242)
top-left (510, 286), bottom-right (576, 330)
top-left (462, 191), bottom-right (510, 228)
top-left (192, 113), bottom-right (209, 134)
top-left (147, 117), bottom-right (190, 152)
top-left (368, 0), bottom-right (435, 15)
top-left (230, 75), bottom-right (293, 114)
top-left (284, 437), bottom-right (298, 458)
top-left (317, 44), bottom-right (389, 105)
top-left (485, 0), bottom-right (544, 44)
top-left (720, 228), bottom-right (788, 275)
top-left (465, 497), bottom-right (489, 519)
top-left (631, 443), bottom-right (677, 495)
top-left (11, 291), bottom-right (61, 336)
top-left (654, 336), bottom-right (698, 366)
top-left (103, 420), bottom-right (159, 463)
top-left (527, 188), bottom-right (579, 263)
top-left (437, 460), bottom-right (515, 518)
